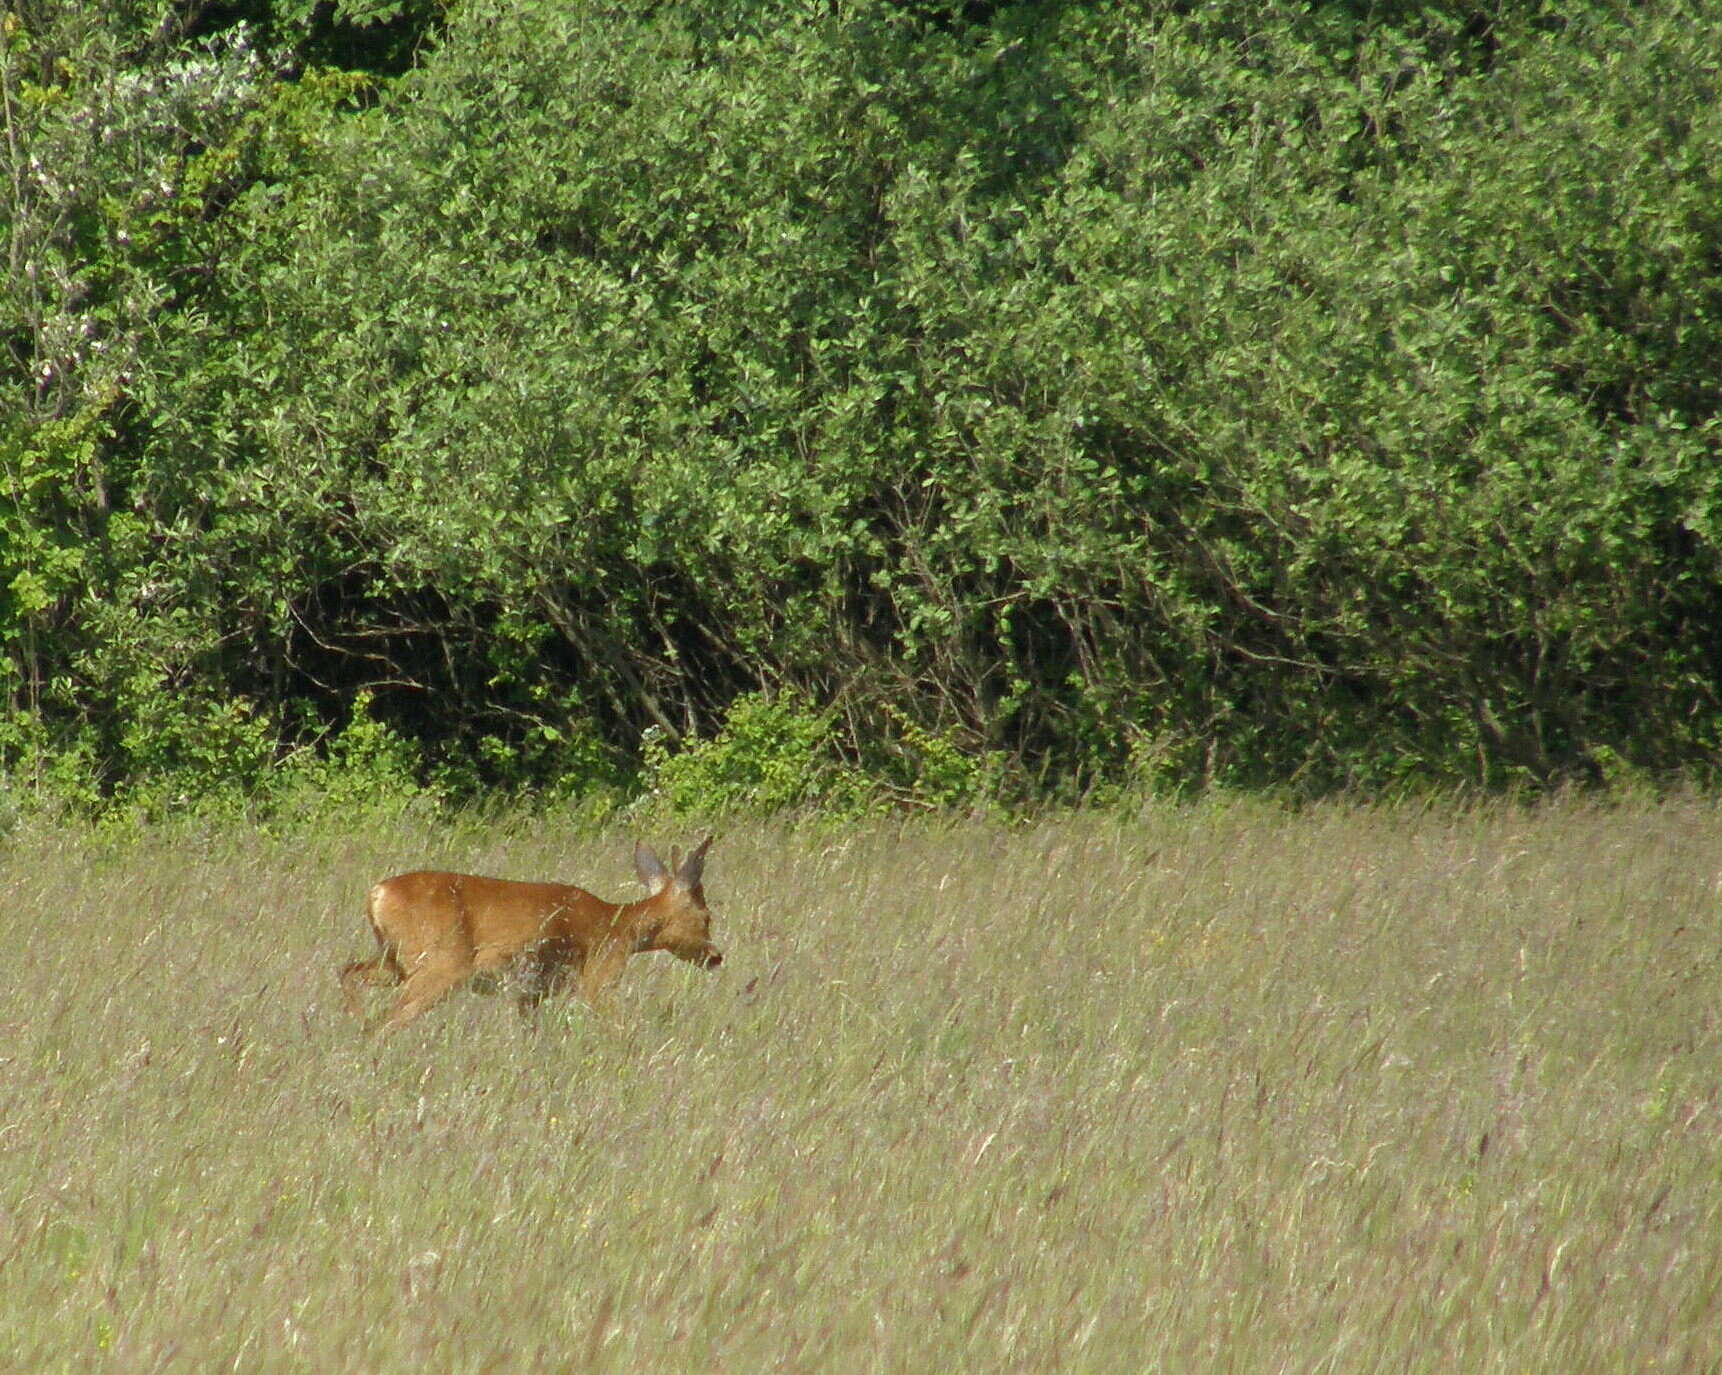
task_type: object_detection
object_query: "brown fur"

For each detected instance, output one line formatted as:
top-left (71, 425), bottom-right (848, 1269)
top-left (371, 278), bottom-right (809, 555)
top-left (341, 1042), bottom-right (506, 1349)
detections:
top-left (339, 836), bottom-right (721, 1033)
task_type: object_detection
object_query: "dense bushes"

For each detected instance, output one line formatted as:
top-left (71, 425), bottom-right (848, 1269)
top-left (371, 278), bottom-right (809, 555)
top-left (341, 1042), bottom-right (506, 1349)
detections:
top-left (4, 0), bottom-right (1720, 813)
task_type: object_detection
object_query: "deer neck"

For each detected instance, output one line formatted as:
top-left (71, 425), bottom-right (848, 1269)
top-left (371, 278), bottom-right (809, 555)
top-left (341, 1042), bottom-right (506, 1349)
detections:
top-left (621, 896), bottom-right (664, 953)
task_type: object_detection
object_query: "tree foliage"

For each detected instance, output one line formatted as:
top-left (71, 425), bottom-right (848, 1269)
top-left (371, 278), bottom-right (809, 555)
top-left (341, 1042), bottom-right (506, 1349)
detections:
top-left (4, 0), bottom-right (1720, 811)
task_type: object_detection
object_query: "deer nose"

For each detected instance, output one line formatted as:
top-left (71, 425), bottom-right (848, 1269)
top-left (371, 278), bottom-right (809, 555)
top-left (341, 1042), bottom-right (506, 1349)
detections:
top-left (703, 948), bottom-right (723, 970)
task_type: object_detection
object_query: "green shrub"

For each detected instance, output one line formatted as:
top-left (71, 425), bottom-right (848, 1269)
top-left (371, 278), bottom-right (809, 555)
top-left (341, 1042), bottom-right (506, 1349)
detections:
top-left (3, 1), bottom-right (1720, 809)
top-left (263, 690), bottom-right (437, 825)
top-left (640, 693), bottom-right (874, 819)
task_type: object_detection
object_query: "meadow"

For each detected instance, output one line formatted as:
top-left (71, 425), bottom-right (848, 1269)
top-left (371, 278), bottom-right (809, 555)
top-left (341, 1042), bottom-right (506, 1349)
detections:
top-left (2, 796), bottom-right (1719, 1372)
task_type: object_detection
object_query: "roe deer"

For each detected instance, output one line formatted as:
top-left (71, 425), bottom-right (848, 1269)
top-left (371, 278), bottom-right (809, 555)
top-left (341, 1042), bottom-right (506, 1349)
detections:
top-left (340, 836), bottom-right (721, 1033)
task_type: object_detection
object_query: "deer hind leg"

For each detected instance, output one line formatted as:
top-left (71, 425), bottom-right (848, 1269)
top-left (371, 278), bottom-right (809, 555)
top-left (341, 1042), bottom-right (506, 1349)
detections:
top-left (339, 955), bottom-right (400, 1023)
top-left (340, 928), bottom-right (406, 1024)
top-left (378, 948), bottom-right (475, 1034)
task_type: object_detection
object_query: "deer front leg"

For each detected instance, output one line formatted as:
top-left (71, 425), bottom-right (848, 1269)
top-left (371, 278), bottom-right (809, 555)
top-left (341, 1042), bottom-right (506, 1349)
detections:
top-left (578, 938), bottom-right (630, 1023)
top-left (513, 940), bottom-right (577, 1024)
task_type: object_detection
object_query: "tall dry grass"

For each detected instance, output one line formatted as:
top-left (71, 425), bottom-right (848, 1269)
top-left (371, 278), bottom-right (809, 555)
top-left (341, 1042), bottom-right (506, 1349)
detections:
top-left (2, 797), bottom-right (1719, 1371)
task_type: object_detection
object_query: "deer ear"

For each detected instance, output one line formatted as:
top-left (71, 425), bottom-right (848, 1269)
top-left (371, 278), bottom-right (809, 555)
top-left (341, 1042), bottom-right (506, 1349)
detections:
top-left (678, 834), bottom-right (713, 890)
top-left (635, 842), bottom-right (671, 894)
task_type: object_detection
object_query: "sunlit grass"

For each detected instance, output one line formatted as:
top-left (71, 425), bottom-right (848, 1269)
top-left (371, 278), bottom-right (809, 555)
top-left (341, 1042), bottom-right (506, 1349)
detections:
top-left (2, 796), bottom-right (1719, 1370)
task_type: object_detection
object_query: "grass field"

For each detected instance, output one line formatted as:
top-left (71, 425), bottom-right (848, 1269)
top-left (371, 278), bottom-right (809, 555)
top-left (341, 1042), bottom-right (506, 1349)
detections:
top-left (3, 796), bottom-right (1719, 1371)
